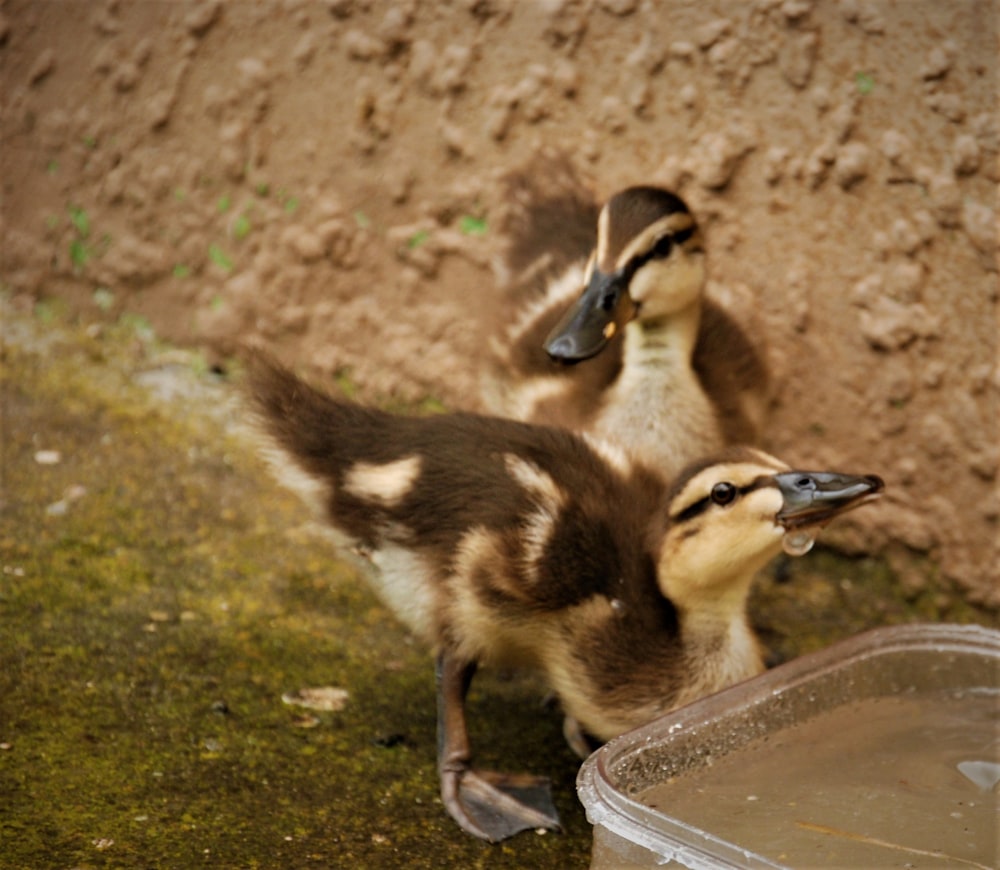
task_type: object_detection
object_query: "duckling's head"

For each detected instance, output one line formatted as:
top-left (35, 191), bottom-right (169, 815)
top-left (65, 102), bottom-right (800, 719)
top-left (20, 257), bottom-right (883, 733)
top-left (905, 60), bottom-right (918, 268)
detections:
top-left (657, 448), bottom-right (884, 615)
top-left (545, 186), bottom-right (705, 363)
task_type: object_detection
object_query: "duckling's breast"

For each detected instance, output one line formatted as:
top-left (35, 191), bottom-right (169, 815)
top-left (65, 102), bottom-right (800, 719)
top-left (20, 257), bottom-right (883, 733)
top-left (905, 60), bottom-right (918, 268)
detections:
top-left (592, 367), bottom-right (725, 480)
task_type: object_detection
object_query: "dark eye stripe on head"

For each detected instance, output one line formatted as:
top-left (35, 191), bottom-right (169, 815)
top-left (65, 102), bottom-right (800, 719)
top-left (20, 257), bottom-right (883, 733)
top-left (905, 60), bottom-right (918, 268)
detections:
top-left (671, 476), bottom-right (772, 525)
top-left (671, 225), bottom-right (694, 246)
top-left (621, 224), bottom-right (696, 278)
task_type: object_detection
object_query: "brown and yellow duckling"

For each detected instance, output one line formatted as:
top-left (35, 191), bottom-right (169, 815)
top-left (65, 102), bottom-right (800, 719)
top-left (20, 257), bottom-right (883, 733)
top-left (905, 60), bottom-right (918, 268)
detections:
top-left (245, 353), bottom-right (882, 843)
top-left (486, 183), bottom-right (769, 478)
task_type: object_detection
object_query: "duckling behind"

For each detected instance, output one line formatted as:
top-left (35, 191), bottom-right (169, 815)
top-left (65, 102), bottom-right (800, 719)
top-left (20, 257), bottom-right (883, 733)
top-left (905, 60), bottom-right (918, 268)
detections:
top-left (486, 171), bottom-right (769, 478)
top-left (245, 352), bottom-right (882, 842)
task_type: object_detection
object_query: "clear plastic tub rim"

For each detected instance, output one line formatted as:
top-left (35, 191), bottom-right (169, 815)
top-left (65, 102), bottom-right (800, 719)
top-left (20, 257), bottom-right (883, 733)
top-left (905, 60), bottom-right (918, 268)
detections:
top-left (576, 623), bottom-right (1000, 870)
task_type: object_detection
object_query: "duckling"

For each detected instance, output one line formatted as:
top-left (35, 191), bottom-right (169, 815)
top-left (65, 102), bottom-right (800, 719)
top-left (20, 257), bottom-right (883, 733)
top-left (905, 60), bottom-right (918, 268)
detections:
top-left (245, 352), bottom-right (882, 843)
top-left (485, 181), bottom-right (769, 478)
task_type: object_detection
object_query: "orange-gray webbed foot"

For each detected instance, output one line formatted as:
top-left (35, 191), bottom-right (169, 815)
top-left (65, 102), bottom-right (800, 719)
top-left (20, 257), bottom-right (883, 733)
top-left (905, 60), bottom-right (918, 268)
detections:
top-left (437, 655), bottom-right (560, 842)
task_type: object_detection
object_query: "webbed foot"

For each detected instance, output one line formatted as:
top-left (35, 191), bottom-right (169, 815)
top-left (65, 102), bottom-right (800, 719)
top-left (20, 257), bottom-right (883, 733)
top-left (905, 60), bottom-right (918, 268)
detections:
top-left (441, 767), bottom-right (560, 842)
top-left (436, 653), bottom-right (562, 842)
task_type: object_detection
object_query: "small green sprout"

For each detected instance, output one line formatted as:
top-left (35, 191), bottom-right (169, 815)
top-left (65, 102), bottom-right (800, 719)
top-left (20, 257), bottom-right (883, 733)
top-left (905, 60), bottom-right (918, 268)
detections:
top-left (173, 264), bottom-right (191, 279)
top-left (217, 194), bottom-right (231, 213)
top-left (353, 210), bottom-right (371, 229)
top-left (855, 71), bottom-right (875, 95)
top-left (69, 240), bottom-right (89, 268)
top-left (68, 206), bottom-right (90, 239)
top-left (458, 215), bottom-right (488, 236)
top-left (65, 207), bottom-right (108, 270)
top-left (407, 230), bottom-right (430, 249)
top-left (273, 188), bottom-right (299, 214)
top-left (232, 213), bottom-right (251, 240)
top-left (208, 243), bottom-right (234, 272)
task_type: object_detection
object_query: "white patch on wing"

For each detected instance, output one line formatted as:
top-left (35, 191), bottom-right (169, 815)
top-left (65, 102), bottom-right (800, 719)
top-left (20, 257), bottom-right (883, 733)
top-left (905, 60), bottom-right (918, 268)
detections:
top-left (503, 454), bottom-right (568, 590)
top-left (504, 453), bottom-right (565, 510)
top-left (519, 506), bottom-right (558, 587)
top-left (343, 455), bottom-right (422, 507)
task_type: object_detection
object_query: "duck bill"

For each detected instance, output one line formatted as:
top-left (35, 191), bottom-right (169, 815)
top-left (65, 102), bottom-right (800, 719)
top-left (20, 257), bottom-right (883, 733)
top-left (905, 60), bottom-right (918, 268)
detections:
top-left (543, 269), bottom-right (637, 364)
top-left (775, 471), bottom-right (885, 530)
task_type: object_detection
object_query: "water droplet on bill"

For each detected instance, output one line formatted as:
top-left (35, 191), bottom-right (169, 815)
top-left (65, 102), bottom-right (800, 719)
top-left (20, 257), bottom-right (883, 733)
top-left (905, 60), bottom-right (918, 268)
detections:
top-left (782, 530), bottom-right (816, 557)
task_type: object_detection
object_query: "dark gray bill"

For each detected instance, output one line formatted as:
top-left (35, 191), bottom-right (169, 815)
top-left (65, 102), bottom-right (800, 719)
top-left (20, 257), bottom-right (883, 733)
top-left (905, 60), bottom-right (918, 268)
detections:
top-left (544, 269), bottom-right (636, 363)
top-left (775, 471), bottom-right (884, 529)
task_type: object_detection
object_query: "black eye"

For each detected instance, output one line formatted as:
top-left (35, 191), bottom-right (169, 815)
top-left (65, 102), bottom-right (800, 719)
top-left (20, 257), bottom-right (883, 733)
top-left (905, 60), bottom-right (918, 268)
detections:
top-left (652, 235), bottom-right (673, 259)
top-left (711, 482), bottom-right (737, 506)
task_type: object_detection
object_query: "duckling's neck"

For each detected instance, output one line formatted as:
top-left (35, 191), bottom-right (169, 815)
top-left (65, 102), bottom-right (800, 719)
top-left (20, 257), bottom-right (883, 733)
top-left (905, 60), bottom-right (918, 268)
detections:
top-left (672, 585), bottom-right (764, 706)
top-left (595, 301), bottom-right (721, 475)
top-left (622, 299), bottom-right (701, 373)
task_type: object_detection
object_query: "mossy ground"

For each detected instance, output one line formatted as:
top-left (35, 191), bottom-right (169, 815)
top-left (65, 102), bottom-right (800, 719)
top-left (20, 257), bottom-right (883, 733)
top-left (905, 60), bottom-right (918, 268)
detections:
top-left (0, 303), bottom-right (589, 868)
top-left (1, 299), bottom-right (995, 869)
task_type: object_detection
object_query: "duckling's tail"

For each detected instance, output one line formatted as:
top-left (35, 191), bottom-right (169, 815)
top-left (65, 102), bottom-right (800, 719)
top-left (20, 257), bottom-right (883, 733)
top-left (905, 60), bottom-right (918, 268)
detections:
top-left (241, 349), bottom-right (391, 506)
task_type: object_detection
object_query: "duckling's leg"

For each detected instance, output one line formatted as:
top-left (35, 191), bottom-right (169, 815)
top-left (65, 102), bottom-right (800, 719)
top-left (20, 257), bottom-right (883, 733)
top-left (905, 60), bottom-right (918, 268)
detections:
top-left (436, 653), bottom-right (561, 842)
top-left (562, 715), bottom-right (602, 760)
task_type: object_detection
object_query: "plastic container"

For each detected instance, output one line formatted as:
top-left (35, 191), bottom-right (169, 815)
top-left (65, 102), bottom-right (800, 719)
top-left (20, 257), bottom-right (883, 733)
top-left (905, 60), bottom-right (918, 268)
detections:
top-left (578, 623), bottom-right (1000, 870)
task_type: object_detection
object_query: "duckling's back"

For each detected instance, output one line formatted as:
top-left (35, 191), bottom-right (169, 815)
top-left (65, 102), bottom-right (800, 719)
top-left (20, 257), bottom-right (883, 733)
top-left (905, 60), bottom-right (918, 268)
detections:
top-left (245, 353), bottom-right (668, 662)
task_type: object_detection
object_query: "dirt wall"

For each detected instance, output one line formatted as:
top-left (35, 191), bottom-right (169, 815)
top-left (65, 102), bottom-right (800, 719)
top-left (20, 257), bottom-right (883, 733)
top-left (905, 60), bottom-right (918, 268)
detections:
top-left (1, 0), bottom-right (997, 603)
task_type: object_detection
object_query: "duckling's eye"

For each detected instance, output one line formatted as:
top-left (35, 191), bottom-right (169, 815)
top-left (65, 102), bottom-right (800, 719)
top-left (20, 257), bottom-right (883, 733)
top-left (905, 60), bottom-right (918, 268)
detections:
top-left (651, 235), bottom-right (673, 259)
top-left (711, 482), bottom-right (737, 506)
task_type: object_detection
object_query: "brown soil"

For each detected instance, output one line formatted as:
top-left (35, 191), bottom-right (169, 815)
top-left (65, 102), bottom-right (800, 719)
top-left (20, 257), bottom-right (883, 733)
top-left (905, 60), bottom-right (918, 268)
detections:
top-left (1, 0), bottom-right (996, 608)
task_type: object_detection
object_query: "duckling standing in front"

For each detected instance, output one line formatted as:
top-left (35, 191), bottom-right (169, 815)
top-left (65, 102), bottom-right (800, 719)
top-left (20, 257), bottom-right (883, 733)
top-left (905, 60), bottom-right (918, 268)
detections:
top-left (246, 353), bottom-right (882, 843)
top-left (486, 180), bottom-right (769, 479)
